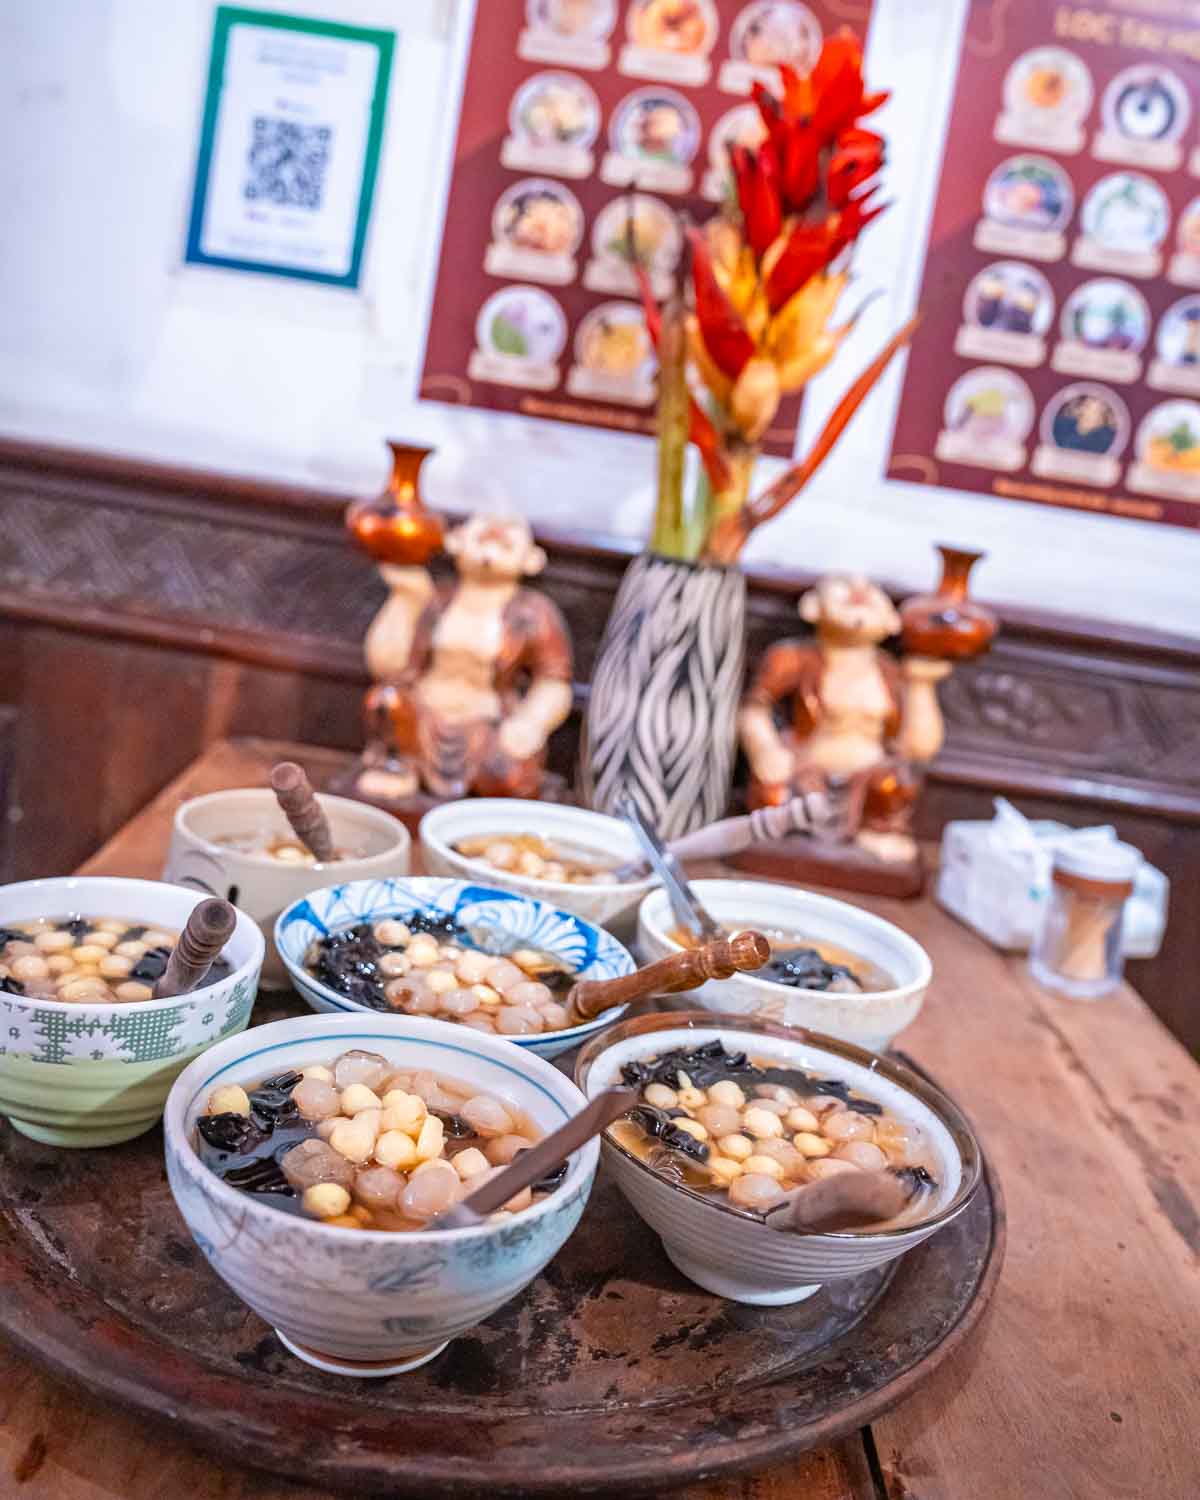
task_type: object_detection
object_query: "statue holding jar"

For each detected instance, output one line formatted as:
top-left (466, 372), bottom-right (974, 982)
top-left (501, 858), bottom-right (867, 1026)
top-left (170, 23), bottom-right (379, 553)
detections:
top-left (344, 446), bottom-right (573, 810)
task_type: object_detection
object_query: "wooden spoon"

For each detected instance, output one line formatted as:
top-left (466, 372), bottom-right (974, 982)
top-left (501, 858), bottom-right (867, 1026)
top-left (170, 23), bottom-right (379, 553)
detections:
top-left (763, 1170), bottom-right (911, 1235)
top-left (566, 930), bottom-right (770, 1024)
top-left (153, 898), bottom-right (236, 999)
top-left (270, 761), bottom-right (335, 863)
top-left (430, 1087), bottom-right (640, 1230)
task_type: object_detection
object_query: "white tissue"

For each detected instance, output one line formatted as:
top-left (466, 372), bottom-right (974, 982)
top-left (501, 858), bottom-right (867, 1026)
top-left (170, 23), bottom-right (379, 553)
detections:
top-left (936, 798), bottom-right (1168, 957)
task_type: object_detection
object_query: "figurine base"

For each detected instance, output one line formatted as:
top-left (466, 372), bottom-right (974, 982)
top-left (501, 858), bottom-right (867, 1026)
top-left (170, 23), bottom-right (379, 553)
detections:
top-left (324, 761), bottom-right (575, 837)
top-left (728, 833), bottom-right (925, 900)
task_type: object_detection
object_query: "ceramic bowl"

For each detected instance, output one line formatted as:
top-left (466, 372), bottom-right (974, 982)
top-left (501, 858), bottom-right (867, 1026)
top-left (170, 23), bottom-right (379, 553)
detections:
top-left (419, 799), bottom-right (654, 940)
top-left (638, 879), bottom-right (932, 1051)
top-left (275, 876), bottom-right (635, 1060)
top-left (0, 877), bottom-right (264, 1147)
top-left (576, 1012), bottom-right (980, 1306)
top-left (164, 1012), bottom-right (599, 1377)
top-left (163, 789), bottom-right (410, 989)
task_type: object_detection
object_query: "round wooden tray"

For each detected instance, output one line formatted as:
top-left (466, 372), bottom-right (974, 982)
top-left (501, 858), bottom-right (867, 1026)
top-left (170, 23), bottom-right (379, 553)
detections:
top-left (0, 1027), bottom-right (1004, 1496)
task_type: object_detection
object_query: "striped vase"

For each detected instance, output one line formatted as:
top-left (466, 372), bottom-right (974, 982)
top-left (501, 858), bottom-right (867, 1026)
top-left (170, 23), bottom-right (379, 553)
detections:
top-left (581, 552), bottom-right (747, 840)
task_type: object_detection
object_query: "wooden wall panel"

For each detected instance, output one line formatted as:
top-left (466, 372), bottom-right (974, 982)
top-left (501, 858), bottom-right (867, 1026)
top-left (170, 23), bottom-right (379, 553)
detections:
top-left (0, 439), bottom-right (1196, 1050)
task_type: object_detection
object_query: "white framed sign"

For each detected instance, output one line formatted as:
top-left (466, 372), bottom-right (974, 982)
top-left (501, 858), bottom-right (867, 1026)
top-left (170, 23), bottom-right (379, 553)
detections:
top-left (185, 7), bottom-right (394, 287)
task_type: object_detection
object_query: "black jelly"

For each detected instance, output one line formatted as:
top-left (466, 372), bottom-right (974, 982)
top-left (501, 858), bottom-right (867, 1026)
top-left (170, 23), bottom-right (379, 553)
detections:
top-left (130, 946), bottom-right (172, 982)
top-left (620, 1041), bottom-right (884, 1116)
top-left (626, 1103), bottom-right (711, 1164)
top-left (759, 945), bottom-right (860, 991)
top-left (196, 1074), bottom-right (313, 1206)
top-left (247, 1071), bottom-right (303, 1130)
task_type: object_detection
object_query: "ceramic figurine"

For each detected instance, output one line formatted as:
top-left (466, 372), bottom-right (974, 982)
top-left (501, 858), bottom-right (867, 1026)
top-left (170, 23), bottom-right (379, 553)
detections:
top-left (358, 512), bottom-right (574, 805)
top-left (736, 552), bottom-right (996, 892)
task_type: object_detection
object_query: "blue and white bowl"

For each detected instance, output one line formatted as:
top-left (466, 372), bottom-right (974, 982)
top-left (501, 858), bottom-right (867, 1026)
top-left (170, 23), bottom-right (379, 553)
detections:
top-left (275, 877), bottom-right (635, 1060)
top-left (164, 1013), bottom-right (599, 1377)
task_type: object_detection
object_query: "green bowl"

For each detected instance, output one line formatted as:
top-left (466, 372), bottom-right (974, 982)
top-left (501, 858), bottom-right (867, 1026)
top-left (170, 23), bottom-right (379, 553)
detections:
top-left (0, 878), bottom-right (265, 1147)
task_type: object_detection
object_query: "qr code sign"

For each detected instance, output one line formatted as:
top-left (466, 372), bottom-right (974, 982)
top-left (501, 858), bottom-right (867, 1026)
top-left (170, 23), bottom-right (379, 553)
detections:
top-left (244, 117), bottom-right (332, 210)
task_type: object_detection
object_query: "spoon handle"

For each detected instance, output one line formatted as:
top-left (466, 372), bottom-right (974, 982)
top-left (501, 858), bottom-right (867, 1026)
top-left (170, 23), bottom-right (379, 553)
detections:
top-left (153, 898), bottom-right (236, 999)
top-left (608, 792), bottom-right (840, 880)
top-left (667, 793), bottom-right (837, 862)
top-left (567, 930), bottom-right (770, 1023)
top-left (270, 761), bottom-right (335, 863)
top-left (431, 1087), bottom-right (639, 1229)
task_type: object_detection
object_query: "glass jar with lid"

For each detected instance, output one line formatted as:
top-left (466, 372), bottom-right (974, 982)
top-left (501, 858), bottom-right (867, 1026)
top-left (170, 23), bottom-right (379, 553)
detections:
top-left (1030, 840), bottom-right (1142, 999)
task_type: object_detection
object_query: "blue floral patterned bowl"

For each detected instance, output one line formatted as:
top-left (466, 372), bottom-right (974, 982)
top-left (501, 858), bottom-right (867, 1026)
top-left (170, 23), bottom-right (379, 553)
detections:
top-left (164, 1012), bottom-right (599, 1377)
top-left (275, 877), bottom-right (635, 1060)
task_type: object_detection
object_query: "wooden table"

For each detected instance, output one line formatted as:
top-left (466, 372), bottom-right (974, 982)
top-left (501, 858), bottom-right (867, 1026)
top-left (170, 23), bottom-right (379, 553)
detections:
top-left (1, 738), bottom-right (1196, 1500)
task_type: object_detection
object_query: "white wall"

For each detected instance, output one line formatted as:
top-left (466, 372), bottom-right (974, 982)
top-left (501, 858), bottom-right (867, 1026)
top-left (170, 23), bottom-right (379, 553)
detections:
top-left (2, 0), bottom-right (1197, 635)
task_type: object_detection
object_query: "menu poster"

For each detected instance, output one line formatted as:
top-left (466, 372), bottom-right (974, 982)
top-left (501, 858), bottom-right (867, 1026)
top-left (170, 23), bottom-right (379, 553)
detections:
top-left (419, 0), bottom-right (872, 456)
top-left (888, 0), bottom-right (1200, 530)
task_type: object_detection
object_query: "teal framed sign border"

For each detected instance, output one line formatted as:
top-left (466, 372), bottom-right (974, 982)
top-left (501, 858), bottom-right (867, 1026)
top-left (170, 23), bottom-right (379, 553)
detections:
top-left (184, 6), bottom-right (394, 288)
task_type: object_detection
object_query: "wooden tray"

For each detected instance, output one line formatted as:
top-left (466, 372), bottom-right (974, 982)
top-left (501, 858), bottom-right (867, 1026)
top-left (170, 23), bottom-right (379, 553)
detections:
top-left (0, 1007), bottom-right (1004, 1497)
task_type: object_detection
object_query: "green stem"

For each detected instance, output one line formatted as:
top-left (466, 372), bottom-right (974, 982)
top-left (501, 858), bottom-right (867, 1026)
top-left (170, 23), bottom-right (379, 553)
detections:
top-left (650, 297), bottom-right (690, 559)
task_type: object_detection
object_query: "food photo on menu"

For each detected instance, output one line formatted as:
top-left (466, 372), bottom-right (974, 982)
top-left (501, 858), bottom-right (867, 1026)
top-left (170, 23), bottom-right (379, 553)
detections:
top-left (3, 1), bottom-right (1200, 1497)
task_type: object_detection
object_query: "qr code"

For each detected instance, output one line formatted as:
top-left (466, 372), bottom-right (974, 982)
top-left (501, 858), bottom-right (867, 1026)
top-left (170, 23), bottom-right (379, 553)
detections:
top-left (243, 117), bottom-right (332, 210)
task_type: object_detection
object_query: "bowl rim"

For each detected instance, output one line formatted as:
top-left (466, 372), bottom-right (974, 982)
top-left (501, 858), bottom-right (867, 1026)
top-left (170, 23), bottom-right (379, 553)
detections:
top-left (174, 788), bottom-right (410, 871)
top-left (574, 1009), bottom-right (982, 1242)
top-left (273, 874), bottom-right (635, 1040)
top-left (164, 1012), bottom-right (599, 1244)
top-left (0, 876), bottom-right (265, 1017)
top-left (419, 798), bottom-right (656, 897)
top-left (639, 878), bottom-right (933, 1001)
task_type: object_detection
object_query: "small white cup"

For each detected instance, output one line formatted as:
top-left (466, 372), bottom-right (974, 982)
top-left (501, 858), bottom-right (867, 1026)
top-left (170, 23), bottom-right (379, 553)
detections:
top-left (163, 790), bottom-right (410, 987)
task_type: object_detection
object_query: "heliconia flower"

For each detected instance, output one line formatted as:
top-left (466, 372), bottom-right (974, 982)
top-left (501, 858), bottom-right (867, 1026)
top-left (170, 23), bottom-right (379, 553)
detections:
top-left (781, 122), bottom-right (821, 212)
top-left (828, 128), bottom-right (885, 208)
top-left (745, 142), bottom-right (782, 259)
top-left (806, 33), bottom-right (889, 141)
top-left (767, 271), bottom-right (848, 375)
top-left (687, 227), bottom-right (755, 380)
top-left (763, 219), bottom-right (840, 312)
top-left (730, 356), bottom-right (781, 443)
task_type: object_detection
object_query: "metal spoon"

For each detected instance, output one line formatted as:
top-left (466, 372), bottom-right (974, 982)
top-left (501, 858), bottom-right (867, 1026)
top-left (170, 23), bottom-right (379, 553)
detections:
top-left (616, 791), bottom-right (723, 943)
top-left (429, 1087), bottom-right (640, 1230)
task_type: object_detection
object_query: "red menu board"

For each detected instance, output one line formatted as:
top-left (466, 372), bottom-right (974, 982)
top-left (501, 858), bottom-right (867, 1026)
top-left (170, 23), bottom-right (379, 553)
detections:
top-left (420, 0), bottom-right (871, 457)
top-left (888, 0), bottom-right (1200, 530)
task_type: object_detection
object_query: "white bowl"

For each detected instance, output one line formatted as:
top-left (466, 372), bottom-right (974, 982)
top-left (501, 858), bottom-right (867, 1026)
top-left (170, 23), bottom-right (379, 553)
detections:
top-left (164, 789), bottom-right (410, 988)
top-left (0, 877), bottom-right (264, 1147)
top-left (164, 1013), bottom-right (599, 1376)
top-left (577, 1013), bottom-right (981, 1306)
top-left (275, 876), bottom-right (636, 1060)
top-left (638, 879), bottom-right (932, 1051)
top-left (420, 799), bottom-right (654, 939)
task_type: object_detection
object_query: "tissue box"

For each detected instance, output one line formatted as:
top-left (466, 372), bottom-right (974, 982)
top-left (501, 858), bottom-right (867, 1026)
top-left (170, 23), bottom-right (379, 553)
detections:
top-left (936, 801), bottom-right (1168, 958)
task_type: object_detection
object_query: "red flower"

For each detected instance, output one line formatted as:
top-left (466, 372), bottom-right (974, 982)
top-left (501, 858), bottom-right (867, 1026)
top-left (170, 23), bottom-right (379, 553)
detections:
top-left (687, 227), bottom-right (755, 379)
top-left (764, 220), bottom-right (838, 312)
top-left (806, 33), bottom-right (888, 141)
top-left (727, 28), bottom-right (887, 310)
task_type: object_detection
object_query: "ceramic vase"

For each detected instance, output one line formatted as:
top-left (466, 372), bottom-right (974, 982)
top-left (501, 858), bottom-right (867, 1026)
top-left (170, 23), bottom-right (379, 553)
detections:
top-left (581, 552), bottom-right (746, 840)
top-left (899, 545), bottom-right (998, 660)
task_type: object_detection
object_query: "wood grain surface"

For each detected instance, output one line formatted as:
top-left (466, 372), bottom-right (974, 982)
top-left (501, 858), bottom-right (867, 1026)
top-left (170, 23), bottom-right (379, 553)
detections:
top-left (0, 737), bottom-right (1195, 1499)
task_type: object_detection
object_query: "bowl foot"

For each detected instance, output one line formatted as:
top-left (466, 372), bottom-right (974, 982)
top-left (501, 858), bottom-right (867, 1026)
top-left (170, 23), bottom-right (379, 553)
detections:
top-left (7, 1116), bottom-right (159, 1148)
top-left (275, 1329), bottom-right (450, 1378)
top-left (663, 1244), bottom-right (822, 1306)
